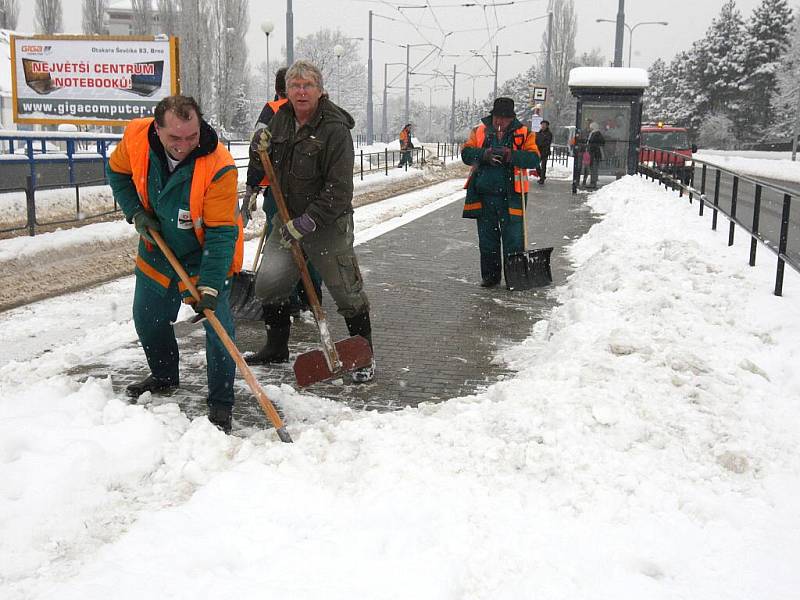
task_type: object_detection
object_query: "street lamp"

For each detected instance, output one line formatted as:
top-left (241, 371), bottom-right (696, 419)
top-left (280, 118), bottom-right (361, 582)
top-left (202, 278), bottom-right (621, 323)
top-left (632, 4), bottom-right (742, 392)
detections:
top-left (596, 19), bottom-right (668, 67)
top-left (333, 44), bottom-right (344, 104)
top-left (260, 21), bottom-right (274, 100)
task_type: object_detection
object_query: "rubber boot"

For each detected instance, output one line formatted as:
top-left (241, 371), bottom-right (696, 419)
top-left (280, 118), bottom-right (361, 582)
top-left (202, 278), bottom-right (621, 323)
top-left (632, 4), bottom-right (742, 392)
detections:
top-left (208, 402), bottom-right (233, 434)
top-left (345, 311), bottom-right (375, 383)
top-left (245, 302), bottom-right (291, 365)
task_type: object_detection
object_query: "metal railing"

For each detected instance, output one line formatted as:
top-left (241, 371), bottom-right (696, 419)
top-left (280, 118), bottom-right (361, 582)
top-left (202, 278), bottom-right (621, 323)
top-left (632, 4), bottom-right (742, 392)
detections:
top-left (638, 146), bottom-right (797, 296)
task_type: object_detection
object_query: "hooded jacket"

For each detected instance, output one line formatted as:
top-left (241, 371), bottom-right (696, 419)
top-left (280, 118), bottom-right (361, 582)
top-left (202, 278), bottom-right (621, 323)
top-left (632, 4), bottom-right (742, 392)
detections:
top-left (107, 117), bottom-right (241, 297)
top-left (266, 95), bottom-right (356, 227)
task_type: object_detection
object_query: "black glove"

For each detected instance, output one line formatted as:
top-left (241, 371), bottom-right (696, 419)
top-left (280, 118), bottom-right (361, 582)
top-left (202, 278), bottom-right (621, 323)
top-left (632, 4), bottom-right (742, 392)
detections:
top-left (192, 288), bottom-right (218, 320)
top-left (481, 148), bottom-right (497, 165)
top-left (495, 147), bottom-right (512, 164)
top-left (132, 210), bottom-right (160, 243)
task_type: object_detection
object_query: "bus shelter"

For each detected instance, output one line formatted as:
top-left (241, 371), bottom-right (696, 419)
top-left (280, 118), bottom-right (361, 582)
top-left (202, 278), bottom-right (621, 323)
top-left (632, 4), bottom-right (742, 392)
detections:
top-left (568, 67), bottom-right (649, 193)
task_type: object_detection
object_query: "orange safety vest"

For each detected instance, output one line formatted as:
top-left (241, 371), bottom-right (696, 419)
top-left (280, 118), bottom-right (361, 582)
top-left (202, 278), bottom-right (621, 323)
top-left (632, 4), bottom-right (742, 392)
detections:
top-left (257, 97), bottom-right (289, 186)
top-left (462, 123), bottom-right (537, 218)
top-left (121, 118), bottom-right (244, 287)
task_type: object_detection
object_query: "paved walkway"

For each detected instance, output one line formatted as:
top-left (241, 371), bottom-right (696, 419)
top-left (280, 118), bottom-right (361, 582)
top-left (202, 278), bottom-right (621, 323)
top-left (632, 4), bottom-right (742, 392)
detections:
top-left (71, 178), bottom-right (597, 432)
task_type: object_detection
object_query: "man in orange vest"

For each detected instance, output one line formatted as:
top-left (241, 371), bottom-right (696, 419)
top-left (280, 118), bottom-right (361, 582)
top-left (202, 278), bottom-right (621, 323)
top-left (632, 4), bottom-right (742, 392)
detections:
top-left (107, 95), bottom-right (243, 434)
top-left (397, 123), bottom-right (413, 168)
top-left (461, 97), bottom-right (540, 287)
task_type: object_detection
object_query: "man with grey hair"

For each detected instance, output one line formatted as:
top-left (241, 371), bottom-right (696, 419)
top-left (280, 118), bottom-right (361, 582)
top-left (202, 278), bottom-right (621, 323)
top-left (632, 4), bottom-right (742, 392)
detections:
top-left (248, 60), bottom-right (375, 383)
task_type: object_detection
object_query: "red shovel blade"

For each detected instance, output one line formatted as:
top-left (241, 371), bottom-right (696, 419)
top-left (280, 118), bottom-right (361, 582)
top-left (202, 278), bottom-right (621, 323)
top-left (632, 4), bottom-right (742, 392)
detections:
top-left (293, 335), bottom-right (374, 387)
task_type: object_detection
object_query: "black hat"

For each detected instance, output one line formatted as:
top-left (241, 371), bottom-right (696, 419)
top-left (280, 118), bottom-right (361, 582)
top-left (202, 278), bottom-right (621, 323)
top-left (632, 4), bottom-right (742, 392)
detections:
top-left (490, 97), bottom-right (515, 118)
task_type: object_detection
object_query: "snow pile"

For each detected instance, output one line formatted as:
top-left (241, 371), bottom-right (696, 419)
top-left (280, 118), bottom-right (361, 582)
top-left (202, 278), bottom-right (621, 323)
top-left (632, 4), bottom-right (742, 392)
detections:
top-left (2, 176), bottom-right (800, 598)
top-left (695, 151), bottom-right (800, 184)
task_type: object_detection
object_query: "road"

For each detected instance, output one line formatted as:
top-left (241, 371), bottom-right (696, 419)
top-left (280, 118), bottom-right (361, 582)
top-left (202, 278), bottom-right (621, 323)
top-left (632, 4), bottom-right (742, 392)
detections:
top-left (684, 165), bottom-right (800, 268)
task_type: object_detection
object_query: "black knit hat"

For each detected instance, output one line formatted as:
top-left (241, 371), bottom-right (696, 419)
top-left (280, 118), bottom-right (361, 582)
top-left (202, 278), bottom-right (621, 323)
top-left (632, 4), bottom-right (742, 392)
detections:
top-left (490, 97), bottom-right (515, 118)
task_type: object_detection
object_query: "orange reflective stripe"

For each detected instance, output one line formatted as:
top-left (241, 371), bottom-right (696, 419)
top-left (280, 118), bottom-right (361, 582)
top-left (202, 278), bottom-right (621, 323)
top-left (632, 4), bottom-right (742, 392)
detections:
top-left (508, 208), bottom-right (523, 216)
top-left (464, 202), bottom-right (482, 211)
top-left (136, 255), bottom-right (171, 288)
top-left (177, 275), bottom-right (200, 293)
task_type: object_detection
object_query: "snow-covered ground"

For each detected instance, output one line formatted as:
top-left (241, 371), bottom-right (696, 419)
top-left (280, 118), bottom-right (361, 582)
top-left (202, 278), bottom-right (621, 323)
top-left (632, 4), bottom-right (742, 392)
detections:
top-left (2, 171), bottom-right (798, 599)
top-left (695, 150), bottom-right (800, 184)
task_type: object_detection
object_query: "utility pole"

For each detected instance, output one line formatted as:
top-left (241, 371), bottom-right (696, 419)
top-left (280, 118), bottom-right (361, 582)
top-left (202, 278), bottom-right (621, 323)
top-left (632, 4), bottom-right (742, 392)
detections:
top-left (450, 64), bottom-right (456, 143)
top-left (382, 62), bottom-right (388, 143)
top-left (614, 0), bottom-right (624, 67)
top-left (793, 84), bottom-right (800, 161)
top-left (367, 10), bottom-right (374, 142)
top-left (545, 10), bottom-right (553, 119)
top-left (493, 45), bottom-right (499, 98)
top-left (286, 0), bottom-right (294, 66)
top-left (405, 44), bottom-right (410, 126)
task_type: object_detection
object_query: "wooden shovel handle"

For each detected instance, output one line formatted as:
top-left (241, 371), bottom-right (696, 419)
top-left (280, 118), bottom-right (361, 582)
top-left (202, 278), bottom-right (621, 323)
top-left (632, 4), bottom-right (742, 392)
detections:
top-left (149, 229), bottom-right (292, 443)
top-left (257, 149), bottom-right (342, 372)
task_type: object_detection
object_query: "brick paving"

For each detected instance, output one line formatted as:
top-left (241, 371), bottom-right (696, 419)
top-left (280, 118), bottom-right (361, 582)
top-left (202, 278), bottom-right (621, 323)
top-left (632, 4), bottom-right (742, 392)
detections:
top-left (71, 178), bottom-right (597, 433)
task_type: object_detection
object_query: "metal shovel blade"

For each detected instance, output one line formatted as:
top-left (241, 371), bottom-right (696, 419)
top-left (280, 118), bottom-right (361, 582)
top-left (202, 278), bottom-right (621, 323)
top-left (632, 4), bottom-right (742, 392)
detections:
top-left (293, 335), bottom-right (374, 387)
top-left (229, 270), bottom-right (264, 321)
top-left (505, 246), bottom-right (553, 291)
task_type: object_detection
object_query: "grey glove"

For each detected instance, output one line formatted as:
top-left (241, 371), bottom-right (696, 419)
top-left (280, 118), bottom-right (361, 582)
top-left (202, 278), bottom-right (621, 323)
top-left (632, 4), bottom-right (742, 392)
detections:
top-left (279, 214), bottom-right (316, 248)
top-left (249, 127), bottom-right (271, 163)
top-left (132, 210), bottom-right (159, 243)
top-left (246, 185), bottom-right (260, 213)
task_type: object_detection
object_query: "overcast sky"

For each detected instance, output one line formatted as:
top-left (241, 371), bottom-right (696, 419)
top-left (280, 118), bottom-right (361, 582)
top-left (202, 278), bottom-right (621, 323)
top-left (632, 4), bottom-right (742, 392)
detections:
top-left (15, 0), bottom-right (768, 104)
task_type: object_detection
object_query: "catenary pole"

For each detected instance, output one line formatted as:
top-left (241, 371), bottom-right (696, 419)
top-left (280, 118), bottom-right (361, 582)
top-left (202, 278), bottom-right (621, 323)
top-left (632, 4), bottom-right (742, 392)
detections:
top-left (286, 0), bottom-right (294, 66)
top-left (614, 0), bottom-right (624, 67)
top-left (367, 10), bottom-right (374, 142)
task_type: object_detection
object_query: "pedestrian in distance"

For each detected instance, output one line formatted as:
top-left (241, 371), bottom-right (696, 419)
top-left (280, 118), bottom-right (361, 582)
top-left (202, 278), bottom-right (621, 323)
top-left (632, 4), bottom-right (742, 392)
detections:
top-left (250, 60), bottom-right (376, 383)
top-left (586, 121), bottom-right (605, 189)
top-left (461, 97), bottom-right (540, 288)
top-left (107, 95), bottom-right (243, 434)
top-left (243, 67), bottom-right (323, 357)
top-left (535, 119), bottom-right (552, 185)
top-left (397, 123), bottom-right (414, 168)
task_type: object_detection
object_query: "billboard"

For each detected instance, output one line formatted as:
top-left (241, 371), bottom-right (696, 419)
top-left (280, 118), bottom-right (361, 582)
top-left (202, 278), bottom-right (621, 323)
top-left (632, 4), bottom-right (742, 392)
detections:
top-left (11, 35), bottom-right (179, 126)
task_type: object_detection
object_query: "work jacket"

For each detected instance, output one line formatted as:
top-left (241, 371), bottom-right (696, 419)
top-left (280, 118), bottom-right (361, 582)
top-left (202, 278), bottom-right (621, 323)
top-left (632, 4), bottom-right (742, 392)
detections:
top-left (399, 127), bottom-right (412, 150)
top-left (107, 117), bottom-right (242, 297)
top-left (266, 95), bottom-right (356, 227)
top-left (460, 115), bottom-right (540, 219)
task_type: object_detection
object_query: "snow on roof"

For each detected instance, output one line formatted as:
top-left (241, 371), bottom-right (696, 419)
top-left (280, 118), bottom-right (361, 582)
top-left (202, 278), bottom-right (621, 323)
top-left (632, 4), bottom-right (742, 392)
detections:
top-left (568, 67), bottom-right (649, 89)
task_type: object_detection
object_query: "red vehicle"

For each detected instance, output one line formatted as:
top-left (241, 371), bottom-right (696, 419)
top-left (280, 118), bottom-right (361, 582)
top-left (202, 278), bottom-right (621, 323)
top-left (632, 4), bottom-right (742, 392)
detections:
top-left (639, 122), bottom-right (697, 183)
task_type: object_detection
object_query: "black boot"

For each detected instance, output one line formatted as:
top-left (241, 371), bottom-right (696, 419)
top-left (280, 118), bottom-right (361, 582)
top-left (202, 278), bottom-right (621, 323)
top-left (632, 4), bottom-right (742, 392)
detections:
top-left (208, 402), bottom-right (233, 434)
top-left (245, 302), bottom-right (291, 365)
top-left (126, 374), bottom-right (178, 400)
top-left (345, 311), bottom-right (375, 383)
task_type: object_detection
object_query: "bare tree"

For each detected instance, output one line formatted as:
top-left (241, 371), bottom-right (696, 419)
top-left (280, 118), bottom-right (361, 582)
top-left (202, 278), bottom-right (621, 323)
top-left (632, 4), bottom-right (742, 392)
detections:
top-left (0, 0), bottom-right (20, 29)
top-left (81, 0), bottom-right (107, 35)
top-left (130, 0), bottom-right (152, 35)
top-left (210, 0), bottom-right (250, 132)
top-left (35, 0), bottom-right (63, 34)
top-left (537, 0), bottom-right (576, 127)
top-left (157, 0), bottom-right (179, 36)
top-left (178, 0), bottom-right (213, 110)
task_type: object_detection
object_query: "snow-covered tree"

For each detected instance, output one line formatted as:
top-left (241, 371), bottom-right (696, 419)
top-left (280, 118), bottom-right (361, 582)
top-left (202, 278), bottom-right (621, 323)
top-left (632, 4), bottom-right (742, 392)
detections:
top-left (643, 58), bottom-right (668, 122)
top-left (662, 52), bottom-right (696, 130)
top-left (575, 48), bottom-right (605, 68)
top-left (230, 83), bottom-right (251, 138)
top-left (740, 0), bottom-right (794, 138)
top-left (0, 0), bottom-right (20, 29)
top-left (770, 6), bottom-right (800, 138)
top-left (698, 112), bottom-right (736, 149)
top-left (81, 0), bottom-right (107, 35)
top-left (130, 0), bottom-right (153, 35)
top-left (689, 1), bottom-right (747, 126)
top-left (291, 29), bottom-right (367, 129)
top-left (35, 0), bottom-right (62, 34)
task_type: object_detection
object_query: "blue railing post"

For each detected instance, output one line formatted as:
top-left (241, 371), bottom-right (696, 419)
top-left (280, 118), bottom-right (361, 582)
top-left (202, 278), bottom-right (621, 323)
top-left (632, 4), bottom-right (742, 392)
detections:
top-left (66, 139), bottom-right (76, 185)
top-left (385, 148), bottom-right (388, 176)
top-left (360, 149), bottom-right (364, 181)
top-left (750, 184), bottom-right (762, 267)
top-left (728, 176), bottom-right (739, 246)
top-left (775, 194), bottom-right (792, 296)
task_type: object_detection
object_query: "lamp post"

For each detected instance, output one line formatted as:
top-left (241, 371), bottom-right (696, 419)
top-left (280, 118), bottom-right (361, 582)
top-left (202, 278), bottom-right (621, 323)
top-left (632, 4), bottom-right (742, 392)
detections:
top-left (260, 21), bottom-right (274, 100)
top-left (333, 44), bottom-right (344, 104)
top-left (286, 0), bottom-right (294, 65)
top-left (596, 19), bottom-right (668, 67)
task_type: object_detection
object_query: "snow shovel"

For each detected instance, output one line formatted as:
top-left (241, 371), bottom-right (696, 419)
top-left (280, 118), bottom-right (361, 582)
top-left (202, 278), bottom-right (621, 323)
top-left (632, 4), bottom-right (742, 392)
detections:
top-left (229, 204), bottom-right (270, 321)
top-left (505, 169), bottom-right (553, 291)
top-left (148, 228), bottom-right (293, 443)
top-left (258, 148), bottom-right (373, 387)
